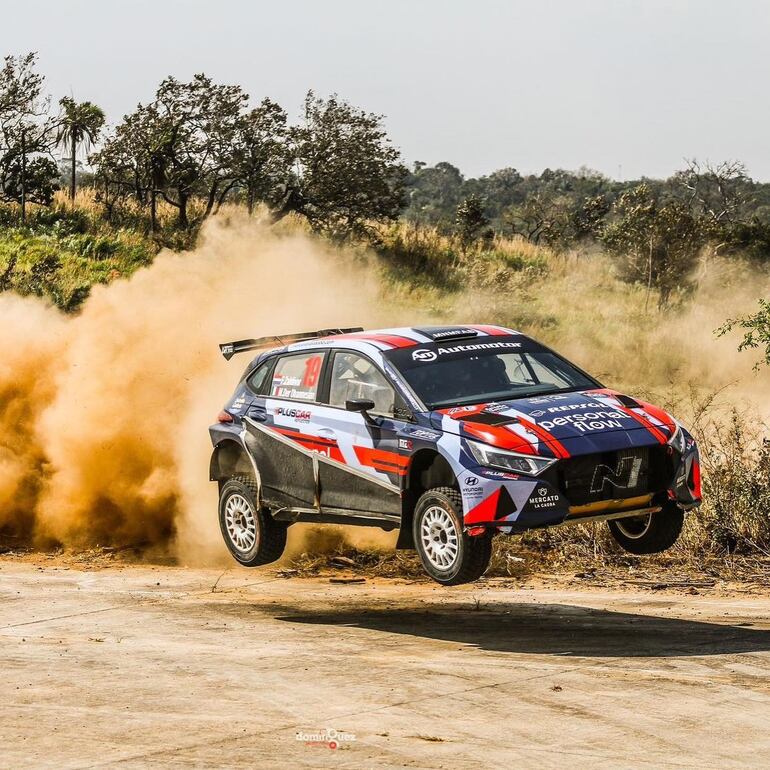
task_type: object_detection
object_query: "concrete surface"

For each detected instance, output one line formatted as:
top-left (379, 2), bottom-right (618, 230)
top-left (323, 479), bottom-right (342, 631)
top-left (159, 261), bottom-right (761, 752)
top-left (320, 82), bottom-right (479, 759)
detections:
top-left (2, 560), bottom-right (770, 768)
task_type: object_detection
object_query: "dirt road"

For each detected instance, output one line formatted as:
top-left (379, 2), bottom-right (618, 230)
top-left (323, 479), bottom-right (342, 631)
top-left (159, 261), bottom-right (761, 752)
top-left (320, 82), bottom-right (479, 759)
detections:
top-left (2, 559), bottom-right (770, 769)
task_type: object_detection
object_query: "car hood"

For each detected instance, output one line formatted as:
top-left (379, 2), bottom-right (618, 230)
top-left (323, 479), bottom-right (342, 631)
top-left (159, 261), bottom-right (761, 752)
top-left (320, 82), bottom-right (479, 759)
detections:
top-left (432, 388), bottom-right (677, 457)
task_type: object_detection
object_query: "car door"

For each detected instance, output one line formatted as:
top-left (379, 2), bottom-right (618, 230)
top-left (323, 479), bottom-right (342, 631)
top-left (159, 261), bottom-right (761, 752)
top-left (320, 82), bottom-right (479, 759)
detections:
top-left (315, 349), bottom-right (407, 517)
top-left (243, 349), bottom-right (327, 511)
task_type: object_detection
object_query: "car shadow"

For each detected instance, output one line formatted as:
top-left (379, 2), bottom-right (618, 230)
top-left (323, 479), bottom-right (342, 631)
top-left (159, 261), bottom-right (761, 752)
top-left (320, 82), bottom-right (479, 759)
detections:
top-left (273, 601), bottom-right (770, 658)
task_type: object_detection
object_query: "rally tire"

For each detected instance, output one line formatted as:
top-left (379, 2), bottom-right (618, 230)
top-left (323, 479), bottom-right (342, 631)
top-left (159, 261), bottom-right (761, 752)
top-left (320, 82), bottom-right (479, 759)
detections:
top-left (413, 486), bottom-right (493, 585)
top-left (607, 503), bottom-right (684, 555)
top-left (218, 475), bottom-right (287, 566)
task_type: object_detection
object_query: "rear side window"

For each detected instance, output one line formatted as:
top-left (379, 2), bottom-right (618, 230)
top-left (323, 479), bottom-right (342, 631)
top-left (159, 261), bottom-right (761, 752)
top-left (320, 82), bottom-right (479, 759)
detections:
top-left (247, 361), bottom-right (272, 395)
top-left (269, 351), bottom-right (325, 402)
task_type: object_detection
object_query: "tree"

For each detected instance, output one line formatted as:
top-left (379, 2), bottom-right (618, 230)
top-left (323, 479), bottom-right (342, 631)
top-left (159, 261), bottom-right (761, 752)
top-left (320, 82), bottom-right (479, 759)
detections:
top-left (91, 103), bottom-right (161, 228)
top-left (275, 92), bottom-right (407, 238)
top-left (570, 194), bottom-right (611, 240)
top-left (151, 74), bottom-right (247, 227)
top-left (505, 190), bottom-right (572, 246)
top-left (403, 161), bottom-right (465, 227)
top-left (717, 298), bottom-right (770, 369)
top-left (601, 184), bottom-right (705, 309)
top-left (0, 53), bottom-right (58, 219)
top-left (57, 97), bottom-right (105, 202)
top-left (94, 74), bottom-right (248, 229)
top-left (455, 194), bottom-right (489, 246)
top-left (675, 159), bottom-right (752, 231)
top-left (230, 99), bottom-right (290, 215)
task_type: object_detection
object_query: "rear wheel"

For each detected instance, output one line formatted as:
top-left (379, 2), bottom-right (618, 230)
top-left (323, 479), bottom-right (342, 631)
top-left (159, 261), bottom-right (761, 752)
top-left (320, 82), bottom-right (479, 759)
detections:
top-left (607, 502), bottom-right (684, 555)
top-left (413, 487), bottom-right (492, 585)
top-left (218, 475), bottom-right (287, 566)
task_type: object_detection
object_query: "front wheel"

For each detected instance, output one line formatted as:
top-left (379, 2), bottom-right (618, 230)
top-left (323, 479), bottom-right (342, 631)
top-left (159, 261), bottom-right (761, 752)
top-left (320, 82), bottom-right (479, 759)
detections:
top-left (218, 475), bottom-right (287, 566)
top-left (413, 487), bottom-right (493, 585)
top-left (607, 503), bottom-right (684, 555)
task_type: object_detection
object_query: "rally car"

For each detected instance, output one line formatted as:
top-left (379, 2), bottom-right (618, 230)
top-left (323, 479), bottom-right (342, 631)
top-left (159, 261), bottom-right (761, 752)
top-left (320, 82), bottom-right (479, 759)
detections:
top-left (209, 325), bottom-right (701, 585)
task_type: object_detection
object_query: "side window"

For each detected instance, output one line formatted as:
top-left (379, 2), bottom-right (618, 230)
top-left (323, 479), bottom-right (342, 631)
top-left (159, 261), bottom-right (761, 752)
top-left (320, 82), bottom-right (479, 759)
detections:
top-left (247, 361), bottom-right (272, 395)
top-left (329, 351), bottom-right (396, 416)
top-left (269, 351), bottom-right (325, 402)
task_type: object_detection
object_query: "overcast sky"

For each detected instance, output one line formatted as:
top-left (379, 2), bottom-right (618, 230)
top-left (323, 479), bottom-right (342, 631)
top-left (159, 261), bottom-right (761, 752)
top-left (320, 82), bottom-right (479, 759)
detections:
top-left (2, 0), bottom-right (768, 180)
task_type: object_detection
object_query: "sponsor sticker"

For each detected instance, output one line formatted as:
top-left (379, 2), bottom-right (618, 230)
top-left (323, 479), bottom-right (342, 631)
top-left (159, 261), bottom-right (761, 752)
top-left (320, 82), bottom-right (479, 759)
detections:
top-left (539, 410), bottom-right (626, 433)
top-left (483, 470), bottom-right (520, 480)
top-left (275, 406), bottom-right (312, 423)
top-left (430, 328), bottom-right (477, 339)
top-left (230, 395), bottom-right (248, 413)
top-left (528, 394), bottom-right (570, 404)
top-left (411, 341), bottom-right (521, 363)
top-left (405, 428), bottom-right (441, 442)
top-left (528, 486), bottom-right (561, 509)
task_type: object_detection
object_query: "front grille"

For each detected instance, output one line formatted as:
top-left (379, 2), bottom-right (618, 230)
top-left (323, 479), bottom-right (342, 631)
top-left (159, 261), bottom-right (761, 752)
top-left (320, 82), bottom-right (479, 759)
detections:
top-left (551, 446), bottom-right (672, 507)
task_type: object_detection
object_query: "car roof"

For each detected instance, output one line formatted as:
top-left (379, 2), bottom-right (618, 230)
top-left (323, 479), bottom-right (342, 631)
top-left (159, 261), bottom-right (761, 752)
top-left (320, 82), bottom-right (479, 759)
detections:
top-left (284, 324), bottom-right (523, 354)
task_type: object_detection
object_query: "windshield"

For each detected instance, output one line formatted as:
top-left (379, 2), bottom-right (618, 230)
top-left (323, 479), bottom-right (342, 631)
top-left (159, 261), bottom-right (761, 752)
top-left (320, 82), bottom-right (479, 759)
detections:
top-left (385, 337), bottom-right (599, 409)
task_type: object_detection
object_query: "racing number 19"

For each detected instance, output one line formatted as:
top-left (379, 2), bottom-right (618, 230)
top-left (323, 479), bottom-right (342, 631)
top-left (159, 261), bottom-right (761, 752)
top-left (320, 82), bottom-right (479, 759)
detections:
top-left (302, 355), bottom-right (322, 388)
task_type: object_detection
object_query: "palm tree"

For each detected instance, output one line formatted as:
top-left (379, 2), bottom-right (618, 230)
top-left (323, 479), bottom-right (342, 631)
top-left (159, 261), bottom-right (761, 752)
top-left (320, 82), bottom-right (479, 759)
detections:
top-left (57, 97), bottom-right (105, 202)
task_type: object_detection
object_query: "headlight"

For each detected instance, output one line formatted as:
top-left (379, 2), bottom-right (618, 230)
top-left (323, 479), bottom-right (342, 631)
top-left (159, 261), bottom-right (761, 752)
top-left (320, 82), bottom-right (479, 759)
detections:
top-left (467, 440), bottom-right (557, 476)
top-left (668, 423), bottom-right (686, 454)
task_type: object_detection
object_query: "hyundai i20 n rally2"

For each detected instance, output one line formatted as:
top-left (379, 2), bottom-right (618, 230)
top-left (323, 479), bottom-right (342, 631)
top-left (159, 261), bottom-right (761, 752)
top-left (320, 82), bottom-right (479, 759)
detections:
top-left (209, 325), bottom-right (701, 585)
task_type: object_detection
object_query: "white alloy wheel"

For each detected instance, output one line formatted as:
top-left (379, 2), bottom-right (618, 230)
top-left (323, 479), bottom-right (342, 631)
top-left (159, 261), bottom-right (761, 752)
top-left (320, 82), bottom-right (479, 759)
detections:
top-left (224, 493), bottom-right (258, 553)
top-left (419, 505), bottom-right (460, 569)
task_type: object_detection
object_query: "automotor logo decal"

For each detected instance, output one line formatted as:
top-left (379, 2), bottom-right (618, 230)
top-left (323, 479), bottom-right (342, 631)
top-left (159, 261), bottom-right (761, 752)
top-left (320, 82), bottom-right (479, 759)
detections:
top-left (410, 341), bottom-right (521, 363)
top-left (412, 349), bottom-right (437, 362)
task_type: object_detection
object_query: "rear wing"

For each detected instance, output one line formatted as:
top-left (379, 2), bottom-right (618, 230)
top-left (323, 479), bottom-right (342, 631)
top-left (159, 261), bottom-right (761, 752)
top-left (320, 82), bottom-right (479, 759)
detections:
top-left (219, 327), bottom-right (363, 360)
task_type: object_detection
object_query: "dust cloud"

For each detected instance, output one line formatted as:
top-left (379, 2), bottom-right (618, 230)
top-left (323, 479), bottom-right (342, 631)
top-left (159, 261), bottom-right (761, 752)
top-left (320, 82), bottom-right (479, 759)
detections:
top-left (0, 213), bottom-right (407, 563)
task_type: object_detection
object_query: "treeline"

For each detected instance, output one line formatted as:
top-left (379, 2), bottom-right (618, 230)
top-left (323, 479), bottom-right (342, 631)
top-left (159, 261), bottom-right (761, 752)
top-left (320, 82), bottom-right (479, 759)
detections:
top-left (0, 53), bottom-right (406, 239)
top-left (406, 160), bottom-right (770, 307)
top-left (1, 51), bottom-right (770, 320)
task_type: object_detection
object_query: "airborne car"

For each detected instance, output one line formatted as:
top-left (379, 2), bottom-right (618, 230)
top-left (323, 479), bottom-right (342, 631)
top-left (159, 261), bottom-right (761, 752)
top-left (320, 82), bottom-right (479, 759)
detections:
top-left (209, 325), bottom-right (701, 585)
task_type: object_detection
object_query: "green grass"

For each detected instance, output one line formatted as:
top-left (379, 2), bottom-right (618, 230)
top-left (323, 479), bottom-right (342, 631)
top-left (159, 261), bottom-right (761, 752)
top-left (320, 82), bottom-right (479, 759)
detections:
top-left (0, 209), bottom-right (156, 311)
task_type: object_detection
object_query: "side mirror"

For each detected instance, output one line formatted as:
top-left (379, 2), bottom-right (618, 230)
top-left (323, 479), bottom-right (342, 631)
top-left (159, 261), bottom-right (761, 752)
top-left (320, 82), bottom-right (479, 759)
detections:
top-left (346, 398), bottom-right (375, 414)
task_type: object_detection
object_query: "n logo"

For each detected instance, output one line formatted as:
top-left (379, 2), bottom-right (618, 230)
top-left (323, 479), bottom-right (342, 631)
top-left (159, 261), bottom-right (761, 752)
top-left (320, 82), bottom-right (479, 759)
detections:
top-left (590, 455), bottom-right (643, 494)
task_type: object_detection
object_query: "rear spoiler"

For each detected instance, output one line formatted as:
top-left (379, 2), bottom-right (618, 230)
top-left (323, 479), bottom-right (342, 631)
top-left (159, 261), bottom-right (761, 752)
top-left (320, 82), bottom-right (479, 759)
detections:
top-left (219, 327), bottom-right (363, 360)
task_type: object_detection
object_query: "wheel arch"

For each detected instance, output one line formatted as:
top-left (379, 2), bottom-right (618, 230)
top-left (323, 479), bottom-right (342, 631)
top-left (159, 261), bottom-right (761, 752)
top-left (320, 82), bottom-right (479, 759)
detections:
top-left (210, 438), bottom-right (255, 485)
top-left (397, 448), bottom-right (458, 550)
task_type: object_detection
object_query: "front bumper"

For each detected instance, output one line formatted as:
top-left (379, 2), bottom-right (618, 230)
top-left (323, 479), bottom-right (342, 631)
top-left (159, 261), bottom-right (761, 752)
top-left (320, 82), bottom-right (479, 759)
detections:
top-left (460, 437), bottom-right (702, 533)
